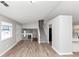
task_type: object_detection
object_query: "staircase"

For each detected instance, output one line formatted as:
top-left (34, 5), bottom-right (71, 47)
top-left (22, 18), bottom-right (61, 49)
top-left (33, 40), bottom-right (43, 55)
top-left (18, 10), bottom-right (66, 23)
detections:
top-left (38, 20), bottom-right (47, 42)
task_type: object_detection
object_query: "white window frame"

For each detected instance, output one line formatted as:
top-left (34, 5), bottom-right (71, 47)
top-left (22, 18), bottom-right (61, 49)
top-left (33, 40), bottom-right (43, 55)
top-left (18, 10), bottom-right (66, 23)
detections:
top-left (0, 21), bottom-right (12, 40)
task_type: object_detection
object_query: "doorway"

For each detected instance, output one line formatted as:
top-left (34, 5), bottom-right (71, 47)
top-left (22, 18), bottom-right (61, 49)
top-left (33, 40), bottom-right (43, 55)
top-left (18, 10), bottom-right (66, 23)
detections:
top-left (49, 25), bottom-right (52, 46)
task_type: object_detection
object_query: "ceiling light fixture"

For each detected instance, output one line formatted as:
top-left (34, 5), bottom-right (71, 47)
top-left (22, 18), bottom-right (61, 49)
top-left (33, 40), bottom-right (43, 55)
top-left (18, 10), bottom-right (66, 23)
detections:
top-left (0, 1), bottom-right (9, 7)
top-left (30, 0), bottom-right (37, 3)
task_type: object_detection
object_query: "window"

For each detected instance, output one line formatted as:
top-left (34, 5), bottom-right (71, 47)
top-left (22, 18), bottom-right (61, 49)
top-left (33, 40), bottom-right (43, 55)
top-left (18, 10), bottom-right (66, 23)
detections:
top-left (1, 21), bottom-right (12, 40)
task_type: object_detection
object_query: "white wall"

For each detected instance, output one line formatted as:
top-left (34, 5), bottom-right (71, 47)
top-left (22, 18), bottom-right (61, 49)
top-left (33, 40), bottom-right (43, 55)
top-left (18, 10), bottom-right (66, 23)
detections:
top-left (59, 15), bottom-right (72, 55)
top-left (0, 15), bottom-right (22, 56)
top-left (15, 24), bottom-right (22, 43)
top-left (49, 16), bottom-right (61, 54)
top-left (23, 22), bottom-right (38, 29)
top-left (44, 15), bottom-right (72, 55)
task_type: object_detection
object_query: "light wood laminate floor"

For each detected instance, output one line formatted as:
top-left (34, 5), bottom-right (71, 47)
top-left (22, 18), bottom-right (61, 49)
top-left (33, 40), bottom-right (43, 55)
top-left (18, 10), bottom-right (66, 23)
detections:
top-left (2, 40), bottom-right (79, 57)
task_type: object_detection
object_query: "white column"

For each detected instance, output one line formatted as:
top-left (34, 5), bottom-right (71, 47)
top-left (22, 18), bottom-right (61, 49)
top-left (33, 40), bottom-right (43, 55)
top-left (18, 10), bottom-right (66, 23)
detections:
top-left (51, 15), bottom-right (73, 55)
top-left (59, 15), bottom-right (73, 55)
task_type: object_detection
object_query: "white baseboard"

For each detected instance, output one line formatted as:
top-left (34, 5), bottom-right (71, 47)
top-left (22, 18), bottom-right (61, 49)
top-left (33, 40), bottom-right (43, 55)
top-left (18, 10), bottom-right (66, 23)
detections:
top-left (73, 50), bottom-right (79, 52)
top-left (38, 40), bottom-right (40, 44)
top-left (47, 41), bottom-right (49, 44)
top-left (52, 46), bottom-right (73, 55)
top-left (0, 40), bottom-right (21, 56)
top-left (40, 41), bottom-right (49, 43)
top-left (59, 52), bottom-right (73, 55)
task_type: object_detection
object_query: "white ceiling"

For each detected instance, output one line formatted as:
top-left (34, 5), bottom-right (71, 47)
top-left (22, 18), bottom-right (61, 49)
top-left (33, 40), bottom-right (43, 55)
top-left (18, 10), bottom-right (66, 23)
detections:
top-left (0, 1), bottom-right (79, 24)
top-left (44, 1), bottom-right (79, 25)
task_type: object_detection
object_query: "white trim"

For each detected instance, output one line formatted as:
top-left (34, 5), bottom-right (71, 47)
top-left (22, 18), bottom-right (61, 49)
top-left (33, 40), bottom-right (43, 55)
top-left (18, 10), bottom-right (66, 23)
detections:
top-left (73, 50), bottom-right (79, 52)
top-left (38, 28), bottom-right (40, 44)
top-left (40, 41), bottom-right (49, 43)
top-left (52, 46), bottom-right (73, 55)
top-left (0, 40), bottom-right (21, 56)
top-left (52, 46), bottom-right (61, 55)
top-left (47, 41), bottom-right (49, 44)
top-left (38, 40), bottom-right (40, 44)
top-left (59, 52), bottom-right (73, 55)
